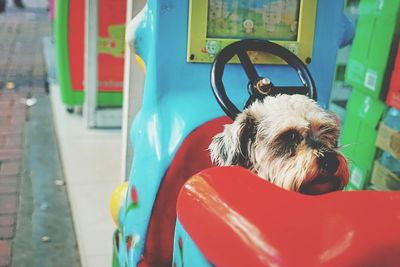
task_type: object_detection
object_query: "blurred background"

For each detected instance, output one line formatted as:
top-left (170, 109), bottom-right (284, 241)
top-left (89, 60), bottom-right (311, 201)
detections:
top-left (0, 0), bottom-right (399, 266)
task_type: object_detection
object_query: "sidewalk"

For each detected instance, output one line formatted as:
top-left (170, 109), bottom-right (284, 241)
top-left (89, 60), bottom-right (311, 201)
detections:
top-left (49, 82), bottom-right (122, 267)
top-left (0, 3), bottom-right (81, 267)
top-left (0, 2), bottom-right (123, 267)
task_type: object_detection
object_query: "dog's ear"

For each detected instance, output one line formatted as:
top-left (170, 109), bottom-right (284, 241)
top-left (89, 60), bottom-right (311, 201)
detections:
top-left (209, 113), bottom-right (257, 168)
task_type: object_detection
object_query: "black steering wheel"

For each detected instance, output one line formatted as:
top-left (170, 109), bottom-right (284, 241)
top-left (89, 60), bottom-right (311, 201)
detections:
top-left (211, 39), bottom-right (317, 120)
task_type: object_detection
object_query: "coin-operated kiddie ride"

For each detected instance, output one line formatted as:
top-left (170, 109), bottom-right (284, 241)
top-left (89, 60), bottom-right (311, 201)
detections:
top-left (110, 1), bottom-right (400, 266)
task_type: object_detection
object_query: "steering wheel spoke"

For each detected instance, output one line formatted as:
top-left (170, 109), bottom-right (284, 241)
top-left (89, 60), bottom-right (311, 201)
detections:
top-left (269, 86), bottom-right (310, 97)
top-left (237, 50), bottom-right (260, 82)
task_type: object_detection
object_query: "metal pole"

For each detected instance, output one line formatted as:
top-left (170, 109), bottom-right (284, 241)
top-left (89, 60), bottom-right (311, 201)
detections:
top-left (84, 0), bottom-right (99, 128)
top-left (121, 0), bottom-right (146, 180)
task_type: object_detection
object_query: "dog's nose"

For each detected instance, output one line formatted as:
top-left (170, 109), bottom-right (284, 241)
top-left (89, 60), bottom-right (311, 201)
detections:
top-left (318, 152), bottom-right (339, 173)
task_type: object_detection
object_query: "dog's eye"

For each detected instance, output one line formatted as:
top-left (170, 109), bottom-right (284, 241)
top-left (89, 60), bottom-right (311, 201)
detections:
top-left (272, 130), bottom-right (302, 158)
top-left (281, 130), bottom-right (302, 144)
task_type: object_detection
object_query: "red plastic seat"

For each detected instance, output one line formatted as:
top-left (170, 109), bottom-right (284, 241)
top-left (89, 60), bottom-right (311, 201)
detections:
top-left (139, 116), bottom-right (400, 267)
top-left (140, 117), bottom-right (232, 266)
top-left (177, 166), bottom-right (400, 267)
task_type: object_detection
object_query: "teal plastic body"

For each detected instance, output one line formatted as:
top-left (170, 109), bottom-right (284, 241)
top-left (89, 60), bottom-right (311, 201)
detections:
top-left (115, 1), bottom-right (354, 266)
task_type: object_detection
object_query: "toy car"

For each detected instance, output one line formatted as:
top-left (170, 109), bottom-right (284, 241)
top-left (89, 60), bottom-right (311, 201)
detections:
top-left (110, 1), bottom-right (400, 266)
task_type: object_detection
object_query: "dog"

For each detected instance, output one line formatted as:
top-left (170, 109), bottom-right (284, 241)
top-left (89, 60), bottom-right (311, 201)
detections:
top-left (209, 94), bottom-right (349, 195)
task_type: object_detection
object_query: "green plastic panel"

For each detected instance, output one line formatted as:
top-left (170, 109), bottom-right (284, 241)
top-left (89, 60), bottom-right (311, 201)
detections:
top-left (112, 230), bottom-right (121, 267)
top-left (345, 0), bottom-right (400, 99)
top-left (340, 90), bottom-right (387, 189)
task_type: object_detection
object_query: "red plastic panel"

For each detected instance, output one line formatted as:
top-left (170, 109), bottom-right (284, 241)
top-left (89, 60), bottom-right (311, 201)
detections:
top-left (97, 0), bottom-right (126, 92)
top-left (141, 117), bottom-right (232, 266)
top-left (177, 166), bottom-right (400, 267)
top-left (387, 41), bottom-right (400, 109)
top-left (68, 0), bottom-right (126, 92)
top-left (49, 0), bottom-right (55, 20)
top-left (68, 0), bottom-right (85, 91)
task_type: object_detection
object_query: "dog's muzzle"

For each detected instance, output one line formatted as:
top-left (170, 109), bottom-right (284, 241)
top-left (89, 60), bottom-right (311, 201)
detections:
top-left (299, 175), bottom-right (342, 195)
top-left (299, 152), bottom-right (345, 195)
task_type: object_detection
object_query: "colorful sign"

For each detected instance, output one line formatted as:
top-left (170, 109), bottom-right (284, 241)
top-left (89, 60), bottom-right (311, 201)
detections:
top-left (207, 0), bottom-right (300, 41)
top-left (187, 0), bottom-right (316, 64)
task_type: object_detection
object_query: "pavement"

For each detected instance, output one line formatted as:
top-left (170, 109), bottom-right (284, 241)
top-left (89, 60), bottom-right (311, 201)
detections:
top-left (0, 2), bottom-right (81, 266)
top-left (49, 80), bottom-right (122, 267)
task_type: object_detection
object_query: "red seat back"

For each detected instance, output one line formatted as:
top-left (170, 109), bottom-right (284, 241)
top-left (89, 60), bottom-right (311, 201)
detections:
top-left (139, 117), bottom-right (232, 266)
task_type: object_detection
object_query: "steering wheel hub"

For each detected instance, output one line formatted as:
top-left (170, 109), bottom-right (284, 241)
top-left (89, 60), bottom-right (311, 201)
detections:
top-left (256, 78), bottom-right (273, 95)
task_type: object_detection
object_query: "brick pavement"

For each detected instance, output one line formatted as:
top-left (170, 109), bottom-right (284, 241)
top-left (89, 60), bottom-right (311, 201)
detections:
top-left (0, 4), bottom-right (49, 267)
top-left (0, 93), bottom-right (26, 266)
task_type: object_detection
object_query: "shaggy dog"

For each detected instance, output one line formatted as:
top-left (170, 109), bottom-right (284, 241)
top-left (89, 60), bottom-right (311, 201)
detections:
top-left (209, 94), bottom-right (349, 195)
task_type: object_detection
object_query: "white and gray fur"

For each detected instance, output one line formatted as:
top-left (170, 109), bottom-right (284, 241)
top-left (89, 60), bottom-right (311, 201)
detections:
top-left (209, 94), bottom-right (349, 194)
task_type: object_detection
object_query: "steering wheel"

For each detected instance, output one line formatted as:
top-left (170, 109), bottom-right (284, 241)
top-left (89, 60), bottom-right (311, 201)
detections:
top-left (211, 39), bottom-right (317, 120)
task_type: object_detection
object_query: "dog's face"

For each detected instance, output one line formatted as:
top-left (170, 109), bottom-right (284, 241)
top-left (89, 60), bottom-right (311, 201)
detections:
top-left (209, 94), bottom-right (349, 195)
